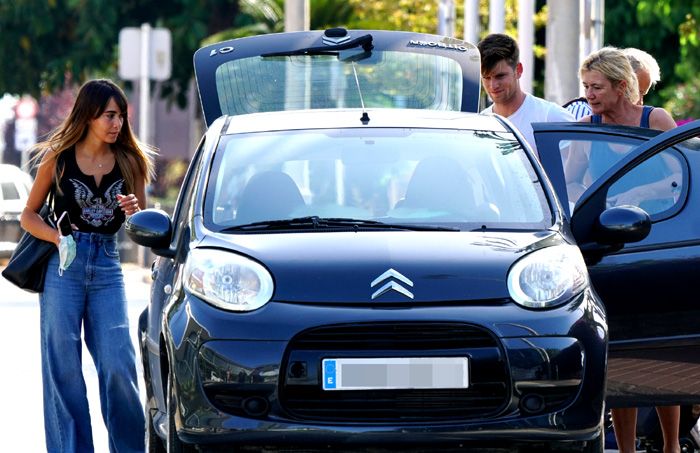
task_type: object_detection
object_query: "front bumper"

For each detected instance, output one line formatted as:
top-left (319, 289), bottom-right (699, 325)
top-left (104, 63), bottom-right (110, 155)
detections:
top-left (163, 288), bottom-right (606, 447)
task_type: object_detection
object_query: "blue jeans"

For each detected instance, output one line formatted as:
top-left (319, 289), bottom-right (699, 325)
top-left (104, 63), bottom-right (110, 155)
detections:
top-left (39, 231), bottom-right (144, 453)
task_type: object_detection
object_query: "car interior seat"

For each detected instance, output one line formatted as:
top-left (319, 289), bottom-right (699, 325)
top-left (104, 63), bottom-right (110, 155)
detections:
top-left (235, 170), bottom-right (305, 224)
top-left (398, 156), bottom-right (476, 217)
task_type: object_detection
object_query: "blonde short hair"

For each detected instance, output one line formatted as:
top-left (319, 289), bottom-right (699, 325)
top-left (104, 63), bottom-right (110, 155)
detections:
top-left (623, 47), bottom-right (661, 88)
top-left (580, 47), bottom-right (640, 104)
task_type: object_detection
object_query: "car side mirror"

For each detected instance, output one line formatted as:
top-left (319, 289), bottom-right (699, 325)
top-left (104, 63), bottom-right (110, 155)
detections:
top-left (576, 205), bottom-right (651, 265)
top-left (595, 205), bottom-right (651, 245)
top-left (125, 209), bottom-right (174, 257)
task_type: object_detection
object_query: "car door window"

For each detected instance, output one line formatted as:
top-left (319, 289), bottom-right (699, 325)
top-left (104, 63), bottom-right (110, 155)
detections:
top-left (560, 137), bottom-right (685, 218)
top-left (170, 138), bottom-right (206, 249)
top-left (1, 182), bottom-right (20, 200)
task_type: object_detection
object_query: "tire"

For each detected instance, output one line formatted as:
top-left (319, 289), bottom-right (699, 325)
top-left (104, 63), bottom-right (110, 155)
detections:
top-left (681, 437), bottom-right (696, 453)
top-left (582, 426), bottom-right (605, 453)
top-left (167, 371), bottom-right (197, 453)
top-left (146, 409), bottom-right (166, 453)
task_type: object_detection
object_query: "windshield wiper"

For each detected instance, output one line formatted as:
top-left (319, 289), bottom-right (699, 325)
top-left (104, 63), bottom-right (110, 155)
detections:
top-left (261, 34), bottom-right (373, 58)
top-left (220, 216), bottom-right (459, 232)
top-left (320, 217), bottom-right (459, 231)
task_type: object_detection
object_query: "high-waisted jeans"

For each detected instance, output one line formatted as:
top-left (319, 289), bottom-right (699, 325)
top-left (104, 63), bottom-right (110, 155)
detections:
top-left (39, 231), bottom-right (144, 453)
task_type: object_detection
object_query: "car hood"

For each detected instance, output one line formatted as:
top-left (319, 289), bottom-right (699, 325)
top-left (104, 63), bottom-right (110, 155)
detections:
top-left (198, 230), bottom-right (562, 303)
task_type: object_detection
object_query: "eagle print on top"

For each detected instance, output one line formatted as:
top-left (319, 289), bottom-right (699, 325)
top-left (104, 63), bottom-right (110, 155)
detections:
top-left (69, 178), bottom-right (124, 227)
top-left (54, 147), bottom-right (127, 235)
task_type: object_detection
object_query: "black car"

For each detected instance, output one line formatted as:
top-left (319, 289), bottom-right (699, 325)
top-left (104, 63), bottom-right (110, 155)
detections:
top-left (126, 29), bottom-right (699, 452)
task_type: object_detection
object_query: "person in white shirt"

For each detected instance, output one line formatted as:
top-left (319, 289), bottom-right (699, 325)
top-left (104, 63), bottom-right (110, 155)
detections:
top-left (477, 33), bottom-right (574, 154)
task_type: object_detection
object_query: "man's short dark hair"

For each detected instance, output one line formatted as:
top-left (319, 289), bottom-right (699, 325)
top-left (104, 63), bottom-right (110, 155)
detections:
top-left (477, 33), bottom-right (520, 72)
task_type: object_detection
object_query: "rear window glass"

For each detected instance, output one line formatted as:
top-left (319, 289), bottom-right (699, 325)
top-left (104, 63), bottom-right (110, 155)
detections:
top-left (215, 51), bottom-right (463, 115)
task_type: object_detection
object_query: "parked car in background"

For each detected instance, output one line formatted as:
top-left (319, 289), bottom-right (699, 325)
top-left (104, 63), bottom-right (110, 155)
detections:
top-left (125, 29), bottom-right (699, 452)
top-left (0, 164), bottom-right (32, 257)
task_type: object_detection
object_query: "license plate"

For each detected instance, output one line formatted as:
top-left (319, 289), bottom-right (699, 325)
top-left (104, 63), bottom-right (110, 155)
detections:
top-left (322, 357), bottom-right (469, 391)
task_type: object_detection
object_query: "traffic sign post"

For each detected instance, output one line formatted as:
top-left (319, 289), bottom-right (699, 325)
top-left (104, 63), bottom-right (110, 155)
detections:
top-left (118, 25), bottom-right (171, 82)
top-left (118, 24), bottom-right (172, 145)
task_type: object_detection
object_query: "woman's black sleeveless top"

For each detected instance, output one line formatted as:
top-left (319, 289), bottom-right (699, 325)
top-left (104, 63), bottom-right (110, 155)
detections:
top-left (54, 147), bottom-right (126, 235)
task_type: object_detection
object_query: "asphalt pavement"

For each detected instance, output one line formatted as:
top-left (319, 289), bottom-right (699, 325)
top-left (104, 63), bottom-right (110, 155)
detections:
top-left (0, 262), bottom-right (150, 452)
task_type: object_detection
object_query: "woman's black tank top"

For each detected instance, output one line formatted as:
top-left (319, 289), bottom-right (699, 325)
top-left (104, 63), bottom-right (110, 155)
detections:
top-left (54, 147), bottom-right (126, 235)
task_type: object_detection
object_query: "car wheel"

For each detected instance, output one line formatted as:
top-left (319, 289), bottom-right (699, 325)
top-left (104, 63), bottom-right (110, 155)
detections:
top-left (146, 408), bottom-right (166, 453)
top-left (167, 372), bottom-right (197, 453)
top-left (681, 437), bottom-right (696, 453)
top-left (582, 426), bottom-right (604, 453)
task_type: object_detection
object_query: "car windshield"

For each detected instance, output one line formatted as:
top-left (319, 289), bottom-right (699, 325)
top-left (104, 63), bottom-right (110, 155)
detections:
top-left (214, 51), bottom-right (464, 115)
top-left (204, 127), bottom-right (552, 231)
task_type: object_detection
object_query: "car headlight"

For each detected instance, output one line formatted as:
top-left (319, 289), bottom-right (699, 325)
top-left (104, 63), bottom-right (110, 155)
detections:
top-left (183, 248), bottom-right (274, 312)
top-left (507, 244), bottom-right (588, 309)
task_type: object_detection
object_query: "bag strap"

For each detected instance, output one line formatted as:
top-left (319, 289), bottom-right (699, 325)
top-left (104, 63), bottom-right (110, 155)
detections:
top-left (47, 183), bottom-right (55, 209)
top-left (47, 152), bottom-right (64, 214)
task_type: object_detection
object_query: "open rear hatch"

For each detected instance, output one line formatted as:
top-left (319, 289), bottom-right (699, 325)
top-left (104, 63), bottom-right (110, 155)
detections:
top-left (193, 28), bottom-right (481, 126)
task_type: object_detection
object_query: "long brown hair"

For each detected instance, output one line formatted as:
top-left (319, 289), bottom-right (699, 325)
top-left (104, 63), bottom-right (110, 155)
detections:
top-left (31, 79), bottom-right (157, 193)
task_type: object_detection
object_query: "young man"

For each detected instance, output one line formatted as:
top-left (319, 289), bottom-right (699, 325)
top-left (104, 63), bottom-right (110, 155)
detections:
top-left (478, 33), bottom-right (574, 153)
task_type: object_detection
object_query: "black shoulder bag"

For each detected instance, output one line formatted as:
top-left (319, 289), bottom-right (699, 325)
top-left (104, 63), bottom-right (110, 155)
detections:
top-left (2, 186), bottom-right (57, 293)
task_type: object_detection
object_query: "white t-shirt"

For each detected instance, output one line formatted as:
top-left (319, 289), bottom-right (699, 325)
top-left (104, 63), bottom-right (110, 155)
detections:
top-left (481, 93), bottom-right (574, 154)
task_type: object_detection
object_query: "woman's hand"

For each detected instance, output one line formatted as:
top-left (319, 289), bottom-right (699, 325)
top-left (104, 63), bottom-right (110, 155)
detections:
top-left (116, 193), bottom-right (141, 216)
top-left (607, 184), bottom-right (661, 208)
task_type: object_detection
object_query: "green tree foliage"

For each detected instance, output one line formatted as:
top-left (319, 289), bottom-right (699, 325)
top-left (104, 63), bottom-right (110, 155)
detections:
top-left (0, 0), bottom-right (361, 107)
top-left (0, 0), bottom-right (245, 107)
top-left (605, 0), bottom-right (700, 119)
top-left (204, 0), bottom-right (356, 45)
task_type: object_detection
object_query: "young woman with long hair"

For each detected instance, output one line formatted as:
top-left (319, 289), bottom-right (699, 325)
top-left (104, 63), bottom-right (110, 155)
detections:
top-left (20, 78), bottom-right (156, 452)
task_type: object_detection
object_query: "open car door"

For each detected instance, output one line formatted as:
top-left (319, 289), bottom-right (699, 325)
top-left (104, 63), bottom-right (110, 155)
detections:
top-left (193, 29), bottom-right (481, 126)
top-left (535, 119), bottom-right (700, 407)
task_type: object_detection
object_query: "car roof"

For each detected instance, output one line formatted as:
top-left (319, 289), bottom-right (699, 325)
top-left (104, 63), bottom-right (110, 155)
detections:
top-left (0, 164), bottom-right (33, 183)
top-left (194, 29), bottom-right (482, 127)
top-left (219, 109), bottom-right (509, 136)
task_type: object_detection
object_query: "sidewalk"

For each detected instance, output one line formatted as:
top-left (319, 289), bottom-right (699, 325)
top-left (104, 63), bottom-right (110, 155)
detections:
top-left (122, 261), bottom-right (153, 285)
top-left (0, 261), bottom-right (151, 453)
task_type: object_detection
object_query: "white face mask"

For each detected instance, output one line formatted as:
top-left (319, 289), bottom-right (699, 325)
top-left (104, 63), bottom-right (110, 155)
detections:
top-left (56, 211), bottom-right (76, 276)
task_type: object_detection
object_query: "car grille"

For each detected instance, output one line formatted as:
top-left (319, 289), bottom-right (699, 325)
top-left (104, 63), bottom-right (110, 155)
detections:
top-left (279, 322), bottom-right (509, 423)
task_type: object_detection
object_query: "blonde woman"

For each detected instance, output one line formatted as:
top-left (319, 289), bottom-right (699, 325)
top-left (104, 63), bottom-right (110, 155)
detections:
top-left (20, 79), bottom-right (156, 452)
top-left (564, 47), bottom-right (678, 208)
